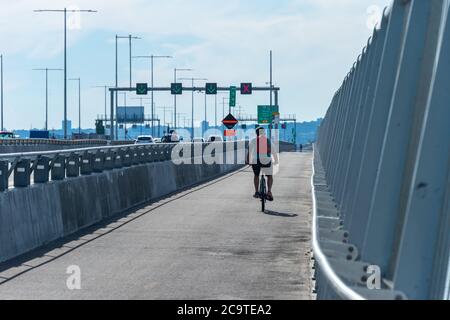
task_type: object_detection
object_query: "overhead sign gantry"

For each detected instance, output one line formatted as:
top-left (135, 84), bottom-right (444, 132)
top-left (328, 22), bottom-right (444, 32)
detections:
top-left (108, 83), bottom-right (279, 141)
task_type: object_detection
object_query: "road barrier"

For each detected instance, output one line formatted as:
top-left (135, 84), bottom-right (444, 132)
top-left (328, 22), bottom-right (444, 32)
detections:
top-left (313, 0), bottom-right (450, 300)
top-left (0, 141), bottom-right (247, 263)
top-left (0, 142), bottom-right (248, 191)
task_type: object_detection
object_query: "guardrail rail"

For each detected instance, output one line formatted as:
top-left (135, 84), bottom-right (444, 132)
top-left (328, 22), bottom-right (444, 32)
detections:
top-left (0, 141), bottom-right (247, 192)
top-left (313, 0), bottom-right (450, 300)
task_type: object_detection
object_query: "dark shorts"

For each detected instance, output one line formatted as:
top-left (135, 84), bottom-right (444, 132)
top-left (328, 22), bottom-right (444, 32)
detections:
top-left (252, 163), bottom-right (272, 176)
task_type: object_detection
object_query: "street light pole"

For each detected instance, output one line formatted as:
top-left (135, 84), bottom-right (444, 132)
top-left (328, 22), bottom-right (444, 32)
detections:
top-left (64, 9), bottom-right (67, 137)
top-left (173, 68), bottom-right (192, 130)
top-left (215, 94), bottom-right (217, 128)
top-left (192, 79), bottom-right (194, 139)
top-left (0, 54), bottom-right (3, 131)
top-left (133, 55), bottom-right (172, 137)
top-left (157, 106), bottom-right (173, 133)
top-left (69, 78), bottom-right (81, 134)
top-left (115, 35), bottom-right (118, 140)
top-left (115, 34), bottom-right (140, 140)
top-left (34, 8), bottom-right (96, 139)
top-left (175, 113), bottom-right (186, 132)
top-left (204, 92), bottom-right (207, 138)
top-left (270, 50), bottom-right (273, 106)
top-left (33, 68), bottom-right (63, 131)
top-left (178, 77), bottom-right (207, 140)
top-left (93, 85), bottom-right (113, 121)
top-left (118, 92), bottom-right (128, 140)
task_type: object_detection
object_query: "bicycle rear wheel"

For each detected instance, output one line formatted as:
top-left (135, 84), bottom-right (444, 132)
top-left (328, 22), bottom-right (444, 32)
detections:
top-left (260, 175), bottom-right (266, 212)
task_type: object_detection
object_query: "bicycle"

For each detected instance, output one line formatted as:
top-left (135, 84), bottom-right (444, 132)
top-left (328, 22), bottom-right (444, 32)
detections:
top-left (259, 173), bottom-right (267, 212)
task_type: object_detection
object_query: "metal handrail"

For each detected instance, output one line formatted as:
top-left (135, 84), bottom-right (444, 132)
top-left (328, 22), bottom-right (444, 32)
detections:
top-left (0, 141), bottom-right (243, 161)
top-left (0, 138), bottom-right (107, 146)
top-left (0, 143), bottom-right (138, 161)
top-left (311, 144), bottom-right (365, 300)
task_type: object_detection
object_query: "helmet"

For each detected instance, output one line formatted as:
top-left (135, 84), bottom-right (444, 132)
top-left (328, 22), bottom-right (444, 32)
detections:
top-left (255, 126), bottom-right (265, 136)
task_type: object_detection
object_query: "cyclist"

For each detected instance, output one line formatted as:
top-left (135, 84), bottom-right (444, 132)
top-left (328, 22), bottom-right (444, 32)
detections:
top-left (246, 126), bottom-right (278, 201)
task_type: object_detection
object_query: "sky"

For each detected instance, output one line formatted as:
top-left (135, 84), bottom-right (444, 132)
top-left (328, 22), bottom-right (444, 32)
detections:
top-left (0, 0), bottom-right (391, 131)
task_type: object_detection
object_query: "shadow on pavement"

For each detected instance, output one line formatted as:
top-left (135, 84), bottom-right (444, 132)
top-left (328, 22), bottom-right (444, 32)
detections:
top-left (264, 210), bottom-right (298, 218)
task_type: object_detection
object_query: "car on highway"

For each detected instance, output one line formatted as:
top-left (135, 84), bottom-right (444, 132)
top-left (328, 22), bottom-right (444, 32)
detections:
top-left (134, 135), bottom-right (154, 144)
top-left (207, 135), bottom-right (223, 143)
top-left (0, 131), bottom-right (15, 139)
top-left (192, 137), bottom-right (205, 143)
top-left (161, 130), bottom-right (180, 143)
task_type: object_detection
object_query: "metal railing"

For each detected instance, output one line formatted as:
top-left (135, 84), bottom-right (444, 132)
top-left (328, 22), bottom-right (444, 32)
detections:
top-left (313, 0), bottom-right (450, 300)
top-left (0, 141), bottom-right (247, 192)
top-left (0, 138), bottom-right (107, 146)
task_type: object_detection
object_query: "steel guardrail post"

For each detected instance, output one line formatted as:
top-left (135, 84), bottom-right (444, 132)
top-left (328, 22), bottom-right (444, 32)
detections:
top-left (0, 160), bottom-right (9, 191)
top-left (34, 156), bottom-right (50, 184)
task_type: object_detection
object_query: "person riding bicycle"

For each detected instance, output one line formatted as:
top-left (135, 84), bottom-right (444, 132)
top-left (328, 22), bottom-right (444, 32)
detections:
top-left (246, 126), bottom-right (278, 201)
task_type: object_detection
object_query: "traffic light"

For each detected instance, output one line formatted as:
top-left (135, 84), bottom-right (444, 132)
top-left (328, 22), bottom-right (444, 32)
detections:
top-left (136, 83), bottom-right (148, 95)
top-left (229, 86), bottom-right (236, 107)
top-left (171, 83), bottom-right (183, 95)
top-left (240, 83), bottom-right (252, 95)
top-left (205, 83), bottom-right (217, 95)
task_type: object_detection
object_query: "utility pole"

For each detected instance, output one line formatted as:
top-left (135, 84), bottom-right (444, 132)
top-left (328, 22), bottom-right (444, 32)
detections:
top-left (33, 68), bottom-right (63, 131)
top-left (34, 8), bottom-right (96, 139)
top-left (133, 54), bottom-right (172, 136)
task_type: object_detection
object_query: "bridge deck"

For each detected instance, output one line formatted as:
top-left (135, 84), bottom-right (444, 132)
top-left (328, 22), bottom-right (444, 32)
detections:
top-left (0, 152), bottom-right (313, 300)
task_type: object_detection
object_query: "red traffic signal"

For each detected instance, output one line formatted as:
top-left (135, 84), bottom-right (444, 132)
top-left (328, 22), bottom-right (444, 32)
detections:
top-left (240, 83), bottom-right (252, 95)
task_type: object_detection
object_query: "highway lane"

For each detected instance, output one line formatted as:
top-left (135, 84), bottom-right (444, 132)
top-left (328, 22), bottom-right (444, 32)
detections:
top-left (0, 152), bottom-right (313, 300)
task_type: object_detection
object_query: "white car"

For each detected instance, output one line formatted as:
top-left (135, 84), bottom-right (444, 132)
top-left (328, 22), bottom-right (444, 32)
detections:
top-left (153, 138), bottom-right (161, 143)
top-left (135, 135), bottom-right (154, 144)
top-left (192, 137), bottom-right (205, 143)
top-left (207, 135), bottom-right (223, 142)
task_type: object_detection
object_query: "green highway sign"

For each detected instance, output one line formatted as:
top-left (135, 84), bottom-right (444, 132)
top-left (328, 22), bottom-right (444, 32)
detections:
top-left (229, 86), bottom-right (236, 107)
top-left (205, 83), bottom-right (217, 95)
top-left (171, 83), bottom-right (183, 95)
top-left (258, 105), bottom-right (279, 124)
top-left (136, 83), bottom-right (148, 95)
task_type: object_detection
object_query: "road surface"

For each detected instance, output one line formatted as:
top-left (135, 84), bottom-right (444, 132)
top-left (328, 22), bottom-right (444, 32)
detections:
top-left (0, 152), bottom-right (313, 300)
